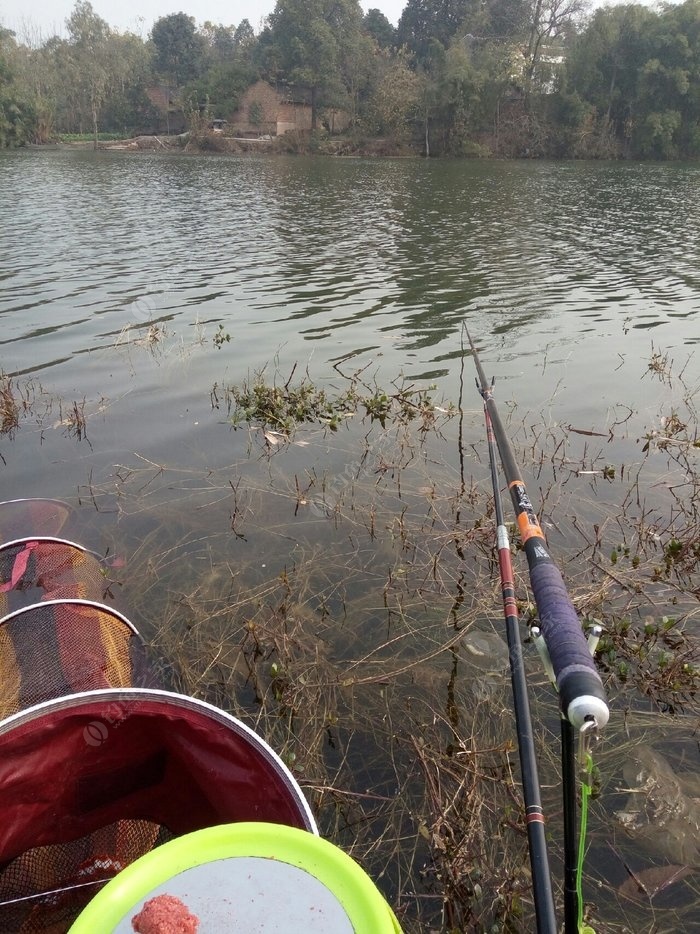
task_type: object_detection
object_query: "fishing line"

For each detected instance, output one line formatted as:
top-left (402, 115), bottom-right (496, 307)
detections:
top-left (576, 726), bottom-right (598, 934)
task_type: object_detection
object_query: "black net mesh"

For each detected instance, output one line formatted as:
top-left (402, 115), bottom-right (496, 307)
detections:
top-left (0, 822), bottom-right (172, 934)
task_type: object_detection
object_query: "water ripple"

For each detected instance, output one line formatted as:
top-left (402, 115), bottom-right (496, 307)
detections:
top-left (1, 150), bottom-right (698, 387)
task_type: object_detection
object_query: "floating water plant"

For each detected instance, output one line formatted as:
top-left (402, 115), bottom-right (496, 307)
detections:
top-left (217, 365), bottom-right (449, 436)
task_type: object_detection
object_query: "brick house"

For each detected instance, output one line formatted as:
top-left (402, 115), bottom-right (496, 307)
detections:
top-left (228, 80), bottom-right (313, 136)
top-left (144, 85), bottom-right (186, 134)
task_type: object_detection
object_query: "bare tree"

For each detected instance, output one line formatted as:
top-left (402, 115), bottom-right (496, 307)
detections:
top-left (526, 0), bottom-right (588, 84)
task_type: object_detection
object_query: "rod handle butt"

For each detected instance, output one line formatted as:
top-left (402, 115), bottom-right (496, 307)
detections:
top-left (565, 694), bottom-right (609, 730)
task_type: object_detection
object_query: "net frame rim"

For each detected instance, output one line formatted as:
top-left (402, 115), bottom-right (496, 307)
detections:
top-left (0, 498), bottom-right (73, 510)
top-left (70, 822), bottom-right (400, 934)
top-left (0, 536), bottom-right (102, 562)
top-left (0, 599), bottom-right (141, 636)
top-left (0, 687), bottom-right (318, 834)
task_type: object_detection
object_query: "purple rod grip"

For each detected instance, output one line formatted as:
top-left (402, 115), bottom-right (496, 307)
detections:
top-left (529, 562), bottom-right (608, 727)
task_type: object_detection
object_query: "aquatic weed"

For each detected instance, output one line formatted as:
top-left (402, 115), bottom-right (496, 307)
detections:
top-left (74, 352), bottom-right (700, 932)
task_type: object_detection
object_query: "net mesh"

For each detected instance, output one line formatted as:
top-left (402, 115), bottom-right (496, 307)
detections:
top-left (0, 500), bottom-right (314, 932)
top-left (0, 539), bottom-right (110, 619)
top-left (0, 600), bottom-right (149, 720)
top-left (0, 821), bottom-right (169, 934)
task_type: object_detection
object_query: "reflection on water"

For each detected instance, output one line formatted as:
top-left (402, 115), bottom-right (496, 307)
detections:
top-left (1, 149), bottom-right (698, 517)
top-left (1, 153), bottom-right (698, 389)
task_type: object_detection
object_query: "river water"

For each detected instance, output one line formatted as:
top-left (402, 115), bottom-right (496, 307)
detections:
top-left (1, 149), bottom-right (699, 930)
top-left (2, 152), bottom-right (698, 462)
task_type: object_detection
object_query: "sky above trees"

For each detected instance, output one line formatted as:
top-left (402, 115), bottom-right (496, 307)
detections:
top-left (0, 0), bottom-right (406, 38)
top-left (0, 0), bottom-right (664, 40)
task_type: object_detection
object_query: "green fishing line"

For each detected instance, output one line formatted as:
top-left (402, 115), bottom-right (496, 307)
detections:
top-left (577, 751), bottom-right (596, 934)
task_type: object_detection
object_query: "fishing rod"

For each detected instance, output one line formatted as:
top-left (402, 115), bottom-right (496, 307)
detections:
top-left (466, 329), bottom-right (609, 932)
top-left (475, 360), bottom-right (557, 934)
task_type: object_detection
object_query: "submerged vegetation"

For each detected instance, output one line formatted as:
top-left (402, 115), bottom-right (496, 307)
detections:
top-left (25, 349), bottom-right (688, 932)
top-left (0, 371), bottom-right (91, 449)
top-left (1, 344), bottom-right (698, 930)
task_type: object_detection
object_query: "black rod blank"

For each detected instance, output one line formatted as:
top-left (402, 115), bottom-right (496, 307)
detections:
top-left (467, 331), bottom-right (609, 731)
top-left (476, 380), bottom-right (558, 933)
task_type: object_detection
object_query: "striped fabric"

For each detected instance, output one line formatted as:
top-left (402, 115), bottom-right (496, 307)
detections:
top-left (0, 601), bottom-right (139, 720)
top-left (0, 539), bottom-right (108, 618)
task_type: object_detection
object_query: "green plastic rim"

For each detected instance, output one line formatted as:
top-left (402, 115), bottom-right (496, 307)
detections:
top-left (69, 822), bottom-right (402, 932)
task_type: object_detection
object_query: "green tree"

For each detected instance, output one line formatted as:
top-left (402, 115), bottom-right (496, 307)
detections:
top-left (363, 9), bottom-right (396, 49)
top-left (233, 19), bottom-right (258, 66)
top-left (664, 0), bottom-right (700, 153)
top-left (45, 35), bottom-right (86, 134)
top-left (65, 0), bottom-right (111, 147)
top-left (566, 4), bottom-right (652, 130)
top-left (99, 32), bottom-right (159, 134)
top-left (425, 37), bottom-right (508, 154)
top-left (151, 13), bottom-right (205, 86)
top-left (339, 20), bottom-right (375, 125)
top-left (266, 0), bottom-right (370, 128)
top-left (186, 19), bottom-right (259, 119)
top-left (525, 0), bottom-right (589, 86)
top-left (635, 107), bottom-right (681, 158)
top-left (633, 1), bottom-right (700, 155)
top-left (0, 27), bottom-right (37, 146)
top-left (186, 60), bottom-right (257, 119)
top-left (60, 3), bottom-right (154, 140)
top-left (370, 50), bottom-right (422, 140)
top-left (562, 0), bottom-right (700, 157)
top-left (200, 21), bottom-right (237, 66)
top-left (487, 0), bottom-right (531, 39)
top-left (8, 33), bottom-right (62, 141)
top-left (397, 0), bottom-right (473, 66)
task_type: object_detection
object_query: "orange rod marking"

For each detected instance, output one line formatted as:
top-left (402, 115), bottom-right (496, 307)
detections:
top-left (517, 512), bottom-right (544, 542)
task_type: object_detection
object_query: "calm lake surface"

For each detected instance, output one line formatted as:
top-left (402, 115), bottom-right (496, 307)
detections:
top-left (1, 149), bottom-right (699, 930)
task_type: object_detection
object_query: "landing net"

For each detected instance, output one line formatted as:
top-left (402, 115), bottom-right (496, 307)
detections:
top-left (0, 499), bottom-right (315, 932)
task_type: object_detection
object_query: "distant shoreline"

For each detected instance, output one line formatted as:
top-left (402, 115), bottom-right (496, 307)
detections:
top-left (32, 134), bottom-right (438, 159)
